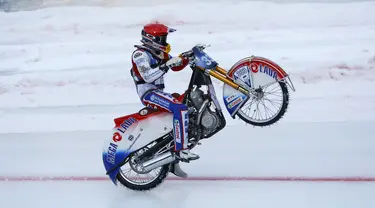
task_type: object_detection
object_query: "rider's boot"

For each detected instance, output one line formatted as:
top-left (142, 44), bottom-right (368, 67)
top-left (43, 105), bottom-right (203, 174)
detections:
top-left (176, 149), bottom-right (200, 162)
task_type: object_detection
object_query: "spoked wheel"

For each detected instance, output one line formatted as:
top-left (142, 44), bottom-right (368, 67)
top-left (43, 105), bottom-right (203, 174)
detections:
top-left (237, 81), bottom-right (290, 126)
top-left (116, 145), bottom-right (171, 191)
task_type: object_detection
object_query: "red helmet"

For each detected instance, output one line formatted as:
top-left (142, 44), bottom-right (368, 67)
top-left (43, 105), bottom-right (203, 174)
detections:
top-left (141, 23), bottom-right (176, 53)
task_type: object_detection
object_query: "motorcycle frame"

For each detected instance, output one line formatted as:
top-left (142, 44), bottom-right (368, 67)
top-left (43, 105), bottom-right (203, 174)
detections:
top-left (184, 64), bottom-right (252, 120)
top-left (180, 65), bottom-right (232, 140)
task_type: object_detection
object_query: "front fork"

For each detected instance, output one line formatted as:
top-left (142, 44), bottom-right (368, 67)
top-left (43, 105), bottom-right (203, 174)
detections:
top-left (201, 66), bottom-right (249, 95)
top-left (198, 65), bottom-right (295, 117)
top-left (198, 66), bottom-right (251, 117)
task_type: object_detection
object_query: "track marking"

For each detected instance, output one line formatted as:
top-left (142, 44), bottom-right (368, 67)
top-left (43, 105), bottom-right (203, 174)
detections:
top-left (1, 176), bottom-right (375, 182)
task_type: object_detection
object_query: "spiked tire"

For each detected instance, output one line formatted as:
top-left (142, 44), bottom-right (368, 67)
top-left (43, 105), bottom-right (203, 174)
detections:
top-left (236, 81), bottom-right (290, 127)
top-left (116, 164), bottom-right (170, 191)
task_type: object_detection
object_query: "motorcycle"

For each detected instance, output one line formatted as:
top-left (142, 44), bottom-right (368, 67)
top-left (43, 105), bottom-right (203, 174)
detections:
top-left (102, 44), bottom-right (296, 191)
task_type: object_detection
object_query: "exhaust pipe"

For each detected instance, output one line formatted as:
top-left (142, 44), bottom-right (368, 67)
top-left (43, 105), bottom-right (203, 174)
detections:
top-left (141, 152), bottom-right (176, 172)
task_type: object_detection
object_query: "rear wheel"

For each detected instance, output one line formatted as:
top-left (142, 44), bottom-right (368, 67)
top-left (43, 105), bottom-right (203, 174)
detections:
top-left (116, 144), bottom-right (172, 191)
top-left (116, 164), bottom-right (170, 191)
top-left (236, 81), bottom-right (289, 126)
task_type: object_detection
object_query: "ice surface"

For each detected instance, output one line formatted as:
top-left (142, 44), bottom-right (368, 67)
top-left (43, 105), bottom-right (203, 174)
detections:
top-left (1, 122), bottom-right (375, 178)
top-left (1, 181), bottom-right (375, 208)
top-left (1, 0), bottom-right (375, 207)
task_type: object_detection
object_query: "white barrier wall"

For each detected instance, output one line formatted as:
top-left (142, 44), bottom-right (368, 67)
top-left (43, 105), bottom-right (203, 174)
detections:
top-left (2, 0), bottom-right (375, 12)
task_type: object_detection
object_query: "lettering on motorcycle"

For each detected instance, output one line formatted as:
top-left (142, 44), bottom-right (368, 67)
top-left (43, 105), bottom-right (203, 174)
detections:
top-left (117, 117), bottom-right (138, 134)
top-left (234, 66), bottom-right (248, 78)
top-left (112, 132), bottom-right (122, 142)
top-left (234, 66), bottom-right (251, 87)
top-left (126, 133), bottom-right (141, 152)
top-left (183, 112), bottom-right (188, 144)
top-left (174, 119), bottom-right (181, 143)
top-left (259, 64), bottom-right (277, 79)
top-left (195, 53), bottom-right (216, 67)
top-left (106, 142), bottom-right (118, 165)
top-left (225, 94), bottom-right (238, 103)
top-left (228, 96), bottom-right (243, 109)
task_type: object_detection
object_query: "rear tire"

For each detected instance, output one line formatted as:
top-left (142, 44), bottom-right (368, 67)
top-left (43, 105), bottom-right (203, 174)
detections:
top-left (116, 164), bottom-right (170, 191)
top-left (115, 139), bottom-right (175, 191)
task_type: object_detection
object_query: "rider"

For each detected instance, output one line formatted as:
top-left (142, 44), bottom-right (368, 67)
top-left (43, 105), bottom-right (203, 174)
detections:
top-left (130, 23), bottom-right (199, 166)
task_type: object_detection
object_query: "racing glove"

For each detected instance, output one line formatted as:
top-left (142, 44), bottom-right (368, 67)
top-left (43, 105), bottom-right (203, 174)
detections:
top-left (159, 56), bottom-right (184, 72)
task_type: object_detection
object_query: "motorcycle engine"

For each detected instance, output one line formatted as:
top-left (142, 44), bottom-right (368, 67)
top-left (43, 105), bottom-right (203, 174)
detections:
top-left (189, 88), bottom-right (220, 133)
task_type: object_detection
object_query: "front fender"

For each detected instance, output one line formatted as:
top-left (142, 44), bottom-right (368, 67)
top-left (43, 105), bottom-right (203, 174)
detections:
top-left (223, 56), bottom-right (296, 117)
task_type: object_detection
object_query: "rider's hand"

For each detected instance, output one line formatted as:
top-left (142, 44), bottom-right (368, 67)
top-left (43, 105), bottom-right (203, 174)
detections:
top-left (159, 56), bottom-right (185, 73)
top-left (180, 50), bottom-right (194, 59)
top-left (166, 56), bottom-right (183, 68)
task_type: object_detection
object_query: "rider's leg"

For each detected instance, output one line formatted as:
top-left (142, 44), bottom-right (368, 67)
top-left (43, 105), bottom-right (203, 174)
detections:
top-left (142, 89), bottom-right (199, 161)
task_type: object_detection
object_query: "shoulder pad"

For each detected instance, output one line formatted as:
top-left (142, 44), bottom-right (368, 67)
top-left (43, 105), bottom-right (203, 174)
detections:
top-left (132, 50), bottom-right (145, 59)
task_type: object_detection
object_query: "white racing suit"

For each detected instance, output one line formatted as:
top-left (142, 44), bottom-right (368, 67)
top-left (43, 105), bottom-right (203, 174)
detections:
top-left (130, 46), bottom-right (190, 152)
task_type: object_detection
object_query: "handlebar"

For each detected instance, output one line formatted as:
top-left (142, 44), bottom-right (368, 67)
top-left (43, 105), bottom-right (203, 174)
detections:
top-left (195, 44), bottom-right (210, 50)
top-left (180, 44), bottom-right (210, 60)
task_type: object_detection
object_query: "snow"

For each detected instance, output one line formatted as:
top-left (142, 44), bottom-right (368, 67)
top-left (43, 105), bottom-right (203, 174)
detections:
top-left (1, 0), bottom-right (375, 207)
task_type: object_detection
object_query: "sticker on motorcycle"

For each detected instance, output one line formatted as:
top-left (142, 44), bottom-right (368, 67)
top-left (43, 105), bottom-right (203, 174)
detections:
top-left (225, 94), bottom-right (238, 103)
top-left (139, 109), bottom-right (148, 116)
top-left (250, 63), bottom-right (258, 73)
top-left (112, 132), bottom-right (122, 142)
top-left (254, 63), bottom-right (277, 80)
top-left (233, 65), bottom-right (251, 87)
top-left (117, 117), bottom-right (138, 134)
top-left (106, 142), bottom-right (118, 165)
top-left (174, 119), bottom-right (181, 143)
top-left (192, 46), bottom-right (218, 69)
top-left (228, 97), bottom-right (243, 109)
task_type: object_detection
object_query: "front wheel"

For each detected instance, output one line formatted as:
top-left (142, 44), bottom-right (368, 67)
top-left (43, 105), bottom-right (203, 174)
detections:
top-left (236, 81), bottom-right (290, 126)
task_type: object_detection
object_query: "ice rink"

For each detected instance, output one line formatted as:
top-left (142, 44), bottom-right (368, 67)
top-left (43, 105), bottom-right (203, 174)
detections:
top-left (2, 180), bottom-right (375, 208)
top-left (1, 0), bottom-right (375, 207)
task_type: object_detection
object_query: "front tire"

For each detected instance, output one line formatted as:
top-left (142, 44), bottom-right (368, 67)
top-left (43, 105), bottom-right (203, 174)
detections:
top-left (237, 81), bottom-right (290, 126)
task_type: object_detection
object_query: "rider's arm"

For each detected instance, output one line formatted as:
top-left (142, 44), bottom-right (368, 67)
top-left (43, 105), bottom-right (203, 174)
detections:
top-left (132, 51), bottom-right (167, 83)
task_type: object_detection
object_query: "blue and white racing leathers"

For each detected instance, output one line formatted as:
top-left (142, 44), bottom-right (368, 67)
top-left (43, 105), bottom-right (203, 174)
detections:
top-left (130, 47), bottom-right (189, 151)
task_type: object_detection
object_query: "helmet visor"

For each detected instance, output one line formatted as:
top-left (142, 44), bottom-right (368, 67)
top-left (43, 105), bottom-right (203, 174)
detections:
top-left (155, 35), bottom-right (168, 46)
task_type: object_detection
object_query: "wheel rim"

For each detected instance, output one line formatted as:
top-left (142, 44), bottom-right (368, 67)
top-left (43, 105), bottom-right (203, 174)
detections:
top-left (118, 148), bottom-right (164, 186)
top-left (237, 82), bottom-right (285, 123)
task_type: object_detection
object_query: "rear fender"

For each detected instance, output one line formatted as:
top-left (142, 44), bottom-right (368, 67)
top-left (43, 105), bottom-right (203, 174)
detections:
top-left (102, 108), bottom-right (173, 185)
